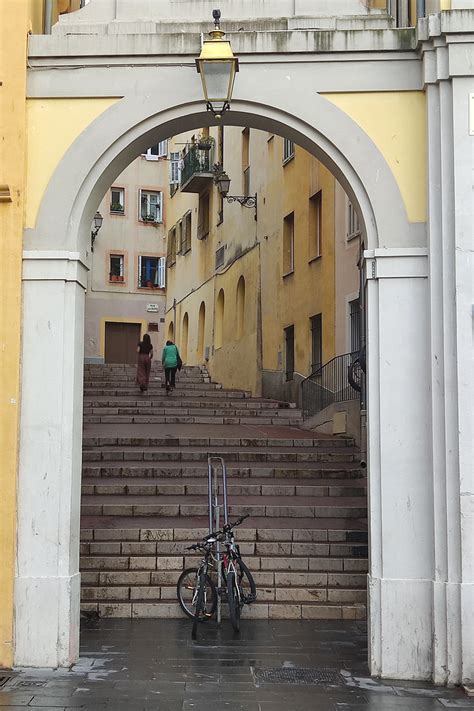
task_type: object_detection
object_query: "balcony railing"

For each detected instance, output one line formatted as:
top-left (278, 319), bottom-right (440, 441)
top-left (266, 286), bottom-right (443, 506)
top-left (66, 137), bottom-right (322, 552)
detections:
top-left (301, 351), bottom-right (360, 419)
top-left (180, 145), bottom-right (214, 192)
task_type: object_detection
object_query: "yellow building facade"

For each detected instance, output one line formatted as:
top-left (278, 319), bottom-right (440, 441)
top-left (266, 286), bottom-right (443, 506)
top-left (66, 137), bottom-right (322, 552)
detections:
top-left (0, 0), bottom-right (82, 671)
top-left (164, 127), bottom-right (341, 402)
top-left (3, 0), bottom-right (473, 688)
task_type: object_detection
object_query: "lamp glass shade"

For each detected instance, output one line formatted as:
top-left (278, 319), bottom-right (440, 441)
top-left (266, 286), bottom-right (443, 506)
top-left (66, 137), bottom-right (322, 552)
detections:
top-left (216, 172), bottom-right (231, 197)
top-left (93, 211), bottom-right (103, 230)
top-left (196, 36), bottom-right (239, 113)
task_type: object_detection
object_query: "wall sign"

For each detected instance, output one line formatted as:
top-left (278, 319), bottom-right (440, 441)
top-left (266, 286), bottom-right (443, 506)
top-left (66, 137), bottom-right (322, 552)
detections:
top-left (146, 303), bottom-right (159, 312)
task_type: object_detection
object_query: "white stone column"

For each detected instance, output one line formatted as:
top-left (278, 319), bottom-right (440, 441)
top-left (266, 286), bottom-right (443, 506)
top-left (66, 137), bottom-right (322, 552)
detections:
top-left (15, 251), bottom-right (87, 667)
top-left (423, 35), bottom-right (474, 685)
top-left (366, 248), bottom-right (434, 681)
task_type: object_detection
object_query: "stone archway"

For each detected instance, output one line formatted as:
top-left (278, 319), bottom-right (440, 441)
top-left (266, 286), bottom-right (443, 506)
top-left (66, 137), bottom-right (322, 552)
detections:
top-left (18, 89), bottom-right (432, 681)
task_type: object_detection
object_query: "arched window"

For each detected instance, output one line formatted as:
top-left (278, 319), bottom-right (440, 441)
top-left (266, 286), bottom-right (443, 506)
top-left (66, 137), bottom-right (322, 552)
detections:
top-left (236, 276), bottom-right (245, 340)
top-left (181, 312), bottom-right (189, 361)
top-left (215, 289), bottom-right (225, 349)
top-left (198, 302), bottom-right (206, 360)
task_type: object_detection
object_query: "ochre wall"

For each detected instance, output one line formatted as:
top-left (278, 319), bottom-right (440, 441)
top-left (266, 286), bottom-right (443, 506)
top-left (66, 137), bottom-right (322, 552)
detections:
top-left (0, 0), bottom-right (33, 670)
top-left (323, 92), bottom-right (427, 223)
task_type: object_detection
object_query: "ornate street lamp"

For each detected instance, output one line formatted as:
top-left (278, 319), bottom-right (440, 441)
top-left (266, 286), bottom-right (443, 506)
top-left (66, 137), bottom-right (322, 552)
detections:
top-left (213, 163), bottom-right (258, 221)
top-left (195, 9), bottom-right (239, 119)
top-left (90, 210), bottom-right (103, 251)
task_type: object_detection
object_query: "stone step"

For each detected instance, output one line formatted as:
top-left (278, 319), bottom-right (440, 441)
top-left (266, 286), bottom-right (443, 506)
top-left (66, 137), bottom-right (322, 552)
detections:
top-left (84, 382), bottom-right (228, 391)
top-left (80, 366), bottom-right (367, 621)
top-left (84, 414), bottom-right (303, 426)
top-left (80, 517), bottom-right (368, 537)
top-left (81, 476), bottom-right (366, 498)
top-left (82, 461), bottom-right (363, 480)
top-left (83, 406), bottom-right (302, 417)
top-left (80, 599), bottom-right (366, 620)
top-left (83, 397), bottom-right (297, 409)
top-left (83, 387), bottom-right (253, 398)
top-left (81, 583), bottom-right (367, 604)
top-left (82, 435), bottom-right (353, 448)
top-left (81, 494), bottom-right (367, 519)
top-left (82, 447), bottom-right (357, 463)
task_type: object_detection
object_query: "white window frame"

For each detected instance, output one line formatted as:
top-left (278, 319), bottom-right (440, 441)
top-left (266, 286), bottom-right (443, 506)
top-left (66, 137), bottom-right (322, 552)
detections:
top-left (169, 151), bottom-right (181, 185)
top-left (139, 189), bottom-right (163, 223)
top-left (157, 256), bottom-right (166, 288)
top-left (109, 253), bottom-right (124, 280)
top-left (347, 199), bottom-right (361, 241)
top-left (110, 187), bottom-right (125, 214)
top-left (283, 138), bottom-right (295, 164)
top-left (143, 140), bottom-right (168, 161)
top-left (309, 190), bottom-right (322, 261)
top-left (138, 255), bottom-right (166, 288)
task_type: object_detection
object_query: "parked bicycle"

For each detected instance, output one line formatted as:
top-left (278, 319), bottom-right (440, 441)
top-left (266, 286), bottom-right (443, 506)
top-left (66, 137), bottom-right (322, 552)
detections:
top-left (176, 515), bottom-right (256, 638)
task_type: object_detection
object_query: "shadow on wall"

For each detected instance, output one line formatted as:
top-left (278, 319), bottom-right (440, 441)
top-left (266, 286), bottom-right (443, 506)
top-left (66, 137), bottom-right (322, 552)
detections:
top-left (262, 370), bottom-right (304, 408)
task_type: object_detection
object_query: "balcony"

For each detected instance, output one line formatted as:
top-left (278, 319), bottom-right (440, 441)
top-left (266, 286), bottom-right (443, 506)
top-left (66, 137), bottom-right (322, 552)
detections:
top-left (180, 145), bottom-right (214, 194)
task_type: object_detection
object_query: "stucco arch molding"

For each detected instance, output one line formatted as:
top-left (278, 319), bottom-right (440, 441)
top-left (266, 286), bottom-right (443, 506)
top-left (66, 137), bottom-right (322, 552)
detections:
top-left (27, 90), bottom-right (419, 256)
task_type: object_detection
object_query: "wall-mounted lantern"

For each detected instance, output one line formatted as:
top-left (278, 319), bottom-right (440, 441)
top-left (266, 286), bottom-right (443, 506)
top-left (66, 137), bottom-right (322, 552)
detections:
top-left (90, 211), bottom-right (103, 251)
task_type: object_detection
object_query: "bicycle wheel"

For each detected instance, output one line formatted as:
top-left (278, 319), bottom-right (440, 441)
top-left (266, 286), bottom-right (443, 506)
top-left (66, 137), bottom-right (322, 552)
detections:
top-left (177, 567), bottom-right (217, 620)
top-left (226, 571), bottom-right (240, 632)
top-left (236, 559), bottom-right (257, 606)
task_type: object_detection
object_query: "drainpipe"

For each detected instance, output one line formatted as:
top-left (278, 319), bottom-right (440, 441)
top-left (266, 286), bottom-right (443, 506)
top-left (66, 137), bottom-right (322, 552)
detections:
top-left (44, 0), bottom-right (53, 34)
top-left (416, 0), bottom-right (426, 17)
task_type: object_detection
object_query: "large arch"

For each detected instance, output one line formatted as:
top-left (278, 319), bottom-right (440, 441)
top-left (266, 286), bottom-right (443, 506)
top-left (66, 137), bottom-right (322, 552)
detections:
top-left (18, 85), bottom-right (433, 682)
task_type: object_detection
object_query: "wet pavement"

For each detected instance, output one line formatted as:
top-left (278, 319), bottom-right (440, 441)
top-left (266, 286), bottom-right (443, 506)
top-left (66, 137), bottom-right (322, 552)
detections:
top-left (1, 619), bottom-right (473, 710)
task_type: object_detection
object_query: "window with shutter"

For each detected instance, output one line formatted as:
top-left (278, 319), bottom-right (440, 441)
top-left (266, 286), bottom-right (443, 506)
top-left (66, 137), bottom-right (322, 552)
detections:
top-left (110, 187), bottom-right (125, 214)
top-left (137, 256), bottom-right (164, 288)
top-left (283, 212), bottom-right (294, 275)
top-left (109, 254), bottom-right (125, 282)
top-left (283, 138), bottom-right (294, 164)
top-left (347, 200), bottom-right (361, 241)
top-left (284, 325), bottom-right (295, 381)
top-left (198, 192), bottom-right (210, 240)
top-left (167, 227), bottom-right (176, 266)
top-left (170, 152), bottom-right (181, 184)
top-left (139, 190), bottom-right (162, 223)
top-left (144, 141), bottom-right (167, 160)
top-left (309, 191), bottom-right (322, 260)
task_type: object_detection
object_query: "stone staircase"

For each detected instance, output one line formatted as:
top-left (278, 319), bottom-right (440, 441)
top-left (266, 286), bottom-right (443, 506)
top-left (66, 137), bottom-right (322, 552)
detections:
top-left (80, 363), bottom-right (368, 621)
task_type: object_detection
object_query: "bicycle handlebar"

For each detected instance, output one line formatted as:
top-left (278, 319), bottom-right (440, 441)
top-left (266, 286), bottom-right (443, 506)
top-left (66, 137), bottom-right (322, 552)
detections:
top-left (186, 515), bottom-right (250, 550)
top-left (206, 514), bottom-right (249, 541)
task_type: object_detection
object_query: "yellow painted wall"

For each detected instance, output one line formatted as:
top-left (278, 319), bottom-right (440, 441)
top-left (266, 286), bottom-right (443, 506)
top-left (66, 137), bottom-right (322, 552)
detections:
top-left (0, 0), bottom-right (35, 670)
top-left (323, 92), bottom-right (427, 223)
top-left (0, 0), bottom-right (88, 669)
top-left (26, 98), bottom-right (119, 229)
top-left (165, 128), bottom-right (339, 397)
top-left (259, 140), bottom-right (336, 376)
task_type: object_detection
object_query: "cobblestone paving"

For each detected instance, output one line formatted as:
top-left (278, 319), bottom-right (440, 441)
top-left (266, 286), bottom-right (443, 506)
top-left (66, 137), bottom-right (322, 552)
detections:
top-left (1, 619), bottom-right (473, 710)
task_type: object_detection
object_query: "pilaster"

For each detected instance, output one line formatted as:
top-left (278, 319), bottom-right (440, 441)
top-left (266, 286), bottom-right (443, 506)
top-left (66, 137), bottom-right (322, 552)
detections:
top-left (15, 251), bottom-right (87, 667)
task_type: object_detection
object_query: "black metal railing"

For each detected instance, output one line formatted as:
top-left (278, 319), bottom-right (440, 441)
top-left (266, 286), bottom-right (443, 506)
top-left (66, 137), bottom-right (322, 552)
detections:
top-left (301, 351), bottom-right (360, 419)
top-left (180, 146), bottom-right (214, 187)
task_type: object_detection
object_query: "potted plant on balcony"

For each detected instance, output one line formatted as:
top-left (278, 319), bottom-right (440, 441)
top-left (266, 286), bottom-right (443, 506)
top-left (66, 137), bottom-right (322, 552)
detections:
top-left (141, 214), bottom-right (157, 223)
top-left (110, 202), bottom-right (124, 213)
top-left (196, 134), bottom-right (215, 151)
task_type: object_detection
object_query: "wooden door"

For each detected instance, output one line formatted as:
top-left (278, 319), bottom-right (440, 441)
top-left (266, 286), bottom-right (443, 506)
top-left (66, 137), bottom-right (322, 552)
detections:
top-left (104, 322), bottom-right (141, 364)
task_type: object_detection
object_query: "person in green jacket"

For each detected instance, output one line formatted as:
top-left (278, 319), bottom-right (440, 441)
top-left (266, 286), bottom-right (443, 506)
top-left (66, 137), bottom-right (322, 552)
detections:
top-left (162, 340), bottom-right (181, 392)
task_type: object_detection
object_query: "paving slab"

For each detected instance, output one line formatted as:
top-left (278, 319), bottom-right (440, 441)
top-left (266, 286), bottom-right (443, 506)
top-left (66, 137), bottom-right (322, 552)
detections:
top-left (2, 620), bottom-right (473, 710)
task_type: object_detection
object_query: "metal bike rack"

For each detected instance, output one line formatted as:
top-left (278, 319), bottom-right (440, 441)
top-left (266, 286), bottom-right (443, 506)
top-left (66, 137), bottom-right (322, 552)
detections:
top-left (207, 456), bottom-right (229, 624)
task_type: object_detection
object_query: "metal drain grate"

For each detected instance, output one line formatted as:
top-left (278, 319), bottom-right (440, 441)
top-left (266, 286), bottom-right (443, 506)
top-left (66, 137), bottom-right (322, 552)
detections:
top-left (14, 680), bottom-right (48, 688)
top-left (0, 676), bottom-right (12, 689)
top-left (253, 667), bottom-right (344, 686)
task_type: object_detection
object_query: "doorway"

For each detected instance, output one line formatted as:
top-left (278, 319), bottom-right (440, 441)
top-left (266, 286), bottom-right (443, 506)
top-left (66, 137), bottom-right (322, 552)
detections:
top-left (104, 322), bottom-right (141, 364)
